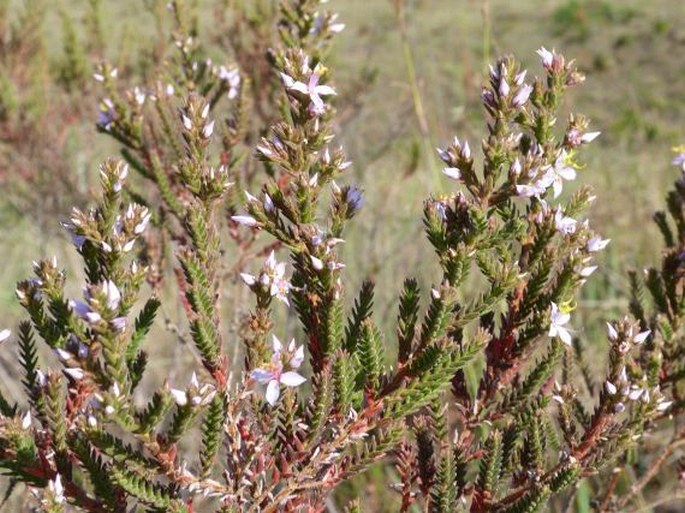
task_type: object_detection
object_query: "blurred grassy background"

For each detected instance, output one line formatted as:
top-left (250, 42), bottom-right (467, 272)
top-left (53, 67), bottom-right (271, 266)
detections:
top-left (1, 0), bottom-right (685, 510)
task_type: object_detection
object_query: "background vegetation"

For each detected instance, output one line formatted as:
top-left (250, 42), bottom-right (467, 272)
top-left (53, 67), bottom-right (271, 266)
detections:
top-left (1, 0), bottom-right (684, 510)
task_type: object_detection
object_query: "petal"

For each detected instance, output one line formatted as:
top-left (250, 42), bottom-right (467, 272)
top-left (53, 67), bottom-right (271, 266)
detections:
top-left (442, 167), bottom-right (461, 180)
top-left (633, 330), bottom-right (651, 344)
top-left (240, 273), bottom-right (256, 286)
top-left (279, 72), bottom-right (295, 88)
top-left (280, 371), bottom-right (306, 387)
top-left (289, 344), bottom-right (305, 369)
top-left (558, 327), bottom-right (573, 346)
top-left (272, 334), bottom-right (283, 354)
top-left (265, 380), bottom-right (280, 405)
top-left (557, 166), bottom-right (577, 181)
top-left (289, 81), bottom-right (310, 95)
top-left (315, 85), bottom-right (336, 96)
top-left (250, 368), bottom-right (274, 384)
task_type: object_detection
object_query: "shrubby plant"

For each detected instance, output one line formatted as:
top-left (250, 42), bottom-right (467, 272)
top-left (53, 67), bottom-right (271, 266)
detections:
top-left (1, 1), bottom-right (684, 512)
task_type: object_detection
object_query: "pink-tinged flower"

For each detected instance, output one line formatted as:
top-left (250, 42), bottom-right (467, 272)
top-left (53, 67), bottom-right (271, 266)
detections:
top-left (0, 329), bottom-right (10, 344)
top-left (549, 302), bottom-right (572, 346)
top-left (607, 322), bottom-right (618, 341)
top-left (537, 47), bottom-right (555, 69)
top-left (587, 236), bottom-right (610, 252)
top-left (281, 72), bottom-right (336, 116)
top-left (250, 335), bottom-right (306, 405)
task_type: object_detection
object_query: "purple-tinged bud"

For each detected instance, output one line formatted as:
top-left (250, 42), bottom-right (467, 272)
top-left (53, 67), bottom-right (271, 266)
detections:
top-left (512, 84), bottom-right (533, 108)
top-left (498, 78), bottom-right (510, 98)
top-left (481, 88), bottom-right (496, 109)
top-left (514, 69), bottom-right (527, 86)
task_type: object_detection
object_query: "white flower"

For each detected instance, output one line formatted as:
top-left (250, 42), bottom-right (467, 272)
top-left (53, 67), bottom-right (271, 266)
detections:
top-left (537, 47), bottom-right (555, 69)
top-left (48, 474), bottom-right (65, 504)
top-left (0, 329), bottom-right (10, 344)
top-left (587, 236), bottom-right (610, 252)
top-left (607, 322), bottom-right (618, 341)
top-left (554, 208), bottom-right (577, 235)
top-left (250, 335), bottom-right (306, 405)
top-left (218, 65), bottom-right (241, 99)
top-left (549, 302), bottom-right (572, 346)
top-left (543, 151), bottom-right (576, 199)
top-left (170, 388), bottom-right (188, 407)
top-left (21, 411), bottom-right (31, 430)
top-left (516, 181), bottom-right (547, 198)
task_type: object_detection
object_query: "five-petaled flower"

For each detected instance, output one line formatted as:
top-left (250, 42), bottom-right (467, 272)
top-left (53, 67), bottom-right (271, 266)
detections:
top-left (281, 71), bottom-right (336, 116)
top-left (250, 335), bottom-right (306, 405)
top-left (549, 302), bottom-right (573, 346)
top-left (240, 251), bottom-right (292, 306)
top-left (543, 150), bottom-right (577, 199)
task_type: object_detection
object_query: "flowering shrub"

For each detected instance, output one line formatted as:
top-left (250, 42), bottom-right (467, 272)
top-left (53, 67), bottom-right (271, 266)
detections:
top-left (1, 1), bottom-right (685, 512)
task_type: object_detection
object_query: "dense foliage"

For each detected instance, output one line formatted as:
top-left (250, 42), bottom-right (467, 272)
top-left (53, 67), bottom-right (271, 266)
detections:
top-left (1, 1), bottom-right (685, 512)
